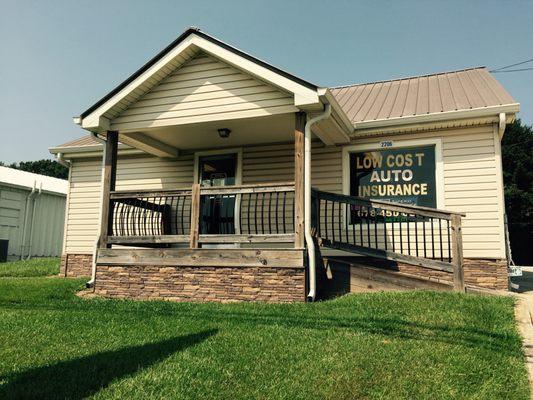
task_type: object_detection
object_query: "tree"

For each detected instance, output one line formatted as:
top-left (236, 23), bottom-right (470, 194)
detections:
top-left (0, 159), bottom-right (68, 180)
top-left (501, 119), bottom-right (533, 265)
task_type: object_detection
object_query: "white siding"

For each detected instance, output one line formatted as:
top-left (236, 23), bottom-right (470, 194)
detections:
top-left (110, 53), bottom-right (297, 131)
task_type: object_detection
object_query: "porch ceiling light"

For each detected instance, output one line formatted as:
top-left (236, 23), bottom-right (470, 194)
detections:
top-left (217, 128), bottom-right (231, 138)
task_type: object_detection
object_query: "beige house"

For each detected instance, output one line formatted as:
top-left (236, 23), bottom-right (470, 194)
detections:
top-left (50, 28), bottom-right (519, 302)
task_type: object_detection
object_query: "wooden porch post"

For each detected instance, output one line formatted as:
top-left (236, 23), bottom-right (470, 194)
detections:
top-left (451, 214), bottom-right (465, 291)
top-left (294, 112), bottom-right (306, 248)
top-left (99, 131), bottom-right (118, 249)
top-left (189, 183), bottom-right (201, 248)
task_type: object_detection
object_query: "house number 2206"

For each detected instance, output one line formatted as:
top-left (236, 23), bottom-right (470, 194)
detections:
top-left (380, 141), bottom-right (393, 148)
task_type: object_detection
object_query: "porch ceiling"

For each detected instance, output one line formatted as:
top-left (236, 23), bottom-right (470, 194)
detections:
top-left (123, 113), bottom-right (296, 151)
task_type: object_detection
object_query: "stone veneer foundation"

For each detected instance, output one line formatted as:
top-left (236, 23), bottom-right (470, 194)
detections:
top-left (60, 253), bottom-right (93, 277)
top-left (397, 258), bottom-right (508, 290)
top-left (94, 265), bottom-right (306, 303)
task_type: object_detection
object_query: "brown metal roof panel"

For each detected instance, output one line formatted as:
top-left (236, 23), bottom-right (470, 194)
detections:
top-left (402, 78), bottom-right (419, 116)
top-left (466, 69), bottom-right (496, 106)
top-left (364, 81), bottom-right (393, 121)
top-left (456, 70), bottom-right (485, 108)
top-left (447, 72), bottom-right (471, 110)
top-left (389, 79), bottom-right (410, 118)
top-left (339, 85), bottom-right (365, 116)
top-left (336, 86), bottom-right (359, 108)
top-left (477, 68), bottom-right (517, 105)
top-left (345, 84), bottom-right (375, 121)
top-left (427, 74), bottom-right (443, 114)
top-left (376, 80), bottom-right (401, 120)
top-left (437, 73), bottom-right (456, 111)
top-left (55, 135), bottom-right (100, 148)
top-left (415, 76), bottom-right (430, 115)
top-left (355, 82), bottom-right (386, 122)
top-left (330, 87), bottom-right (350, 106)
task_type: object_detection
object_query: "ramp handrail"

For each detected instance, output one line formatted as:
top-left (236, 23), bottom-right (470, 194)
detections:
top-left (311, 189), bottom-right (465, 291)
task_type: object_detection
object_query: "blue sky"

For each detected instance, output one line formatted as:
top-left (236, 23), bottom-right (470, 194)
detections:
top-left (1, 0), bottom-right (532, 163)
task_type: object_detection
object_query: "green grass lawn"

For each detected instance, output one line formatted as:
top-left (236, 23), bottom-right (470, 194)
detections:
top-left (0, 257), bottom-right (60, 277)
top-left (0, 267), bottom-right (529, 399)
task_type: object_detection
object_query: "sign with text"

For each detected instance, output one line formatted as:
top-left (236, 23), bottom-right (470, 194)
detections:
top-left (349, 145), bottom-right (437, 208)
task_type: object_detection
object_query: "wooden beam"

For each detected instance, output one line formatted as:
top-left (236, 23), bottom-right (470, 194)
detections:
top-left (97, 248), bottom-right (305, 268)
top-left (294, 112), bottom-right (305, 248)
top-left (199, 234), bottom-right (295, 244)
top-left (451, 214), bottom-right (465, 292)
top-left (108, 235), bottom-right (190, 244)
top-left (189, 183), bottom-right (200, 248)
top-left (107, 233), bottom-right (295, 245)
top-left (119, 132), bottom-right (179, 158)
top-left (99, 131), bottom-right (118, 249)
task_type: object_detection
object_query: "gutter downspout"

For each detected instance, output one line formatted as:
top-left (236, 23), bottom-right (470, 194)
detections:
top-left (305, 104), bottom-right (331, 301)
top-left (20, 181), bottom-right (36, 260)
top-left (26, 182), bottom-right (42, 259)
top-left (56, 153), bottom-right (71, 168)
top-left (87, 132), bottom-right (107, 288)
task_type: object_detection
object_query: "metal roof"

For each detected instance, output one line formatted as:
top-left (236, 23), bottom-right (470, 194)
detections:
top-left (0, 166), bottom-right (68, 195)
top-left (54, 135), bottom-right (100, 148)
top-left (330, 67), bottom-right (517, 124)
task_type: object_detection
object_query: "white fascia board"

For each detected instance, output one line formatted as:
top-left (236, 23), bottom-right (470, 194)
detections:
top-left (81, 115), bottom-right (110, 132)
top-left (353, 103), bottom-right (520, 131)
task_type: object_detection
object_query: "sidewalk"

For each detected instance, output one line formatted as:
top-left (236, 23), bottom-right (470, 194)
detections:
top-left (512, 267), bottom-right (533, 397)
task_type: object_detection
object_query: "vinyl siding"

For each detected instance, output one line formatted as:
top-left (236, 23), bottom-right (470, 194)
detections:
top-left (64, 123), bottom-right (505, 258)
top-left (110, 53), bottom-right (297, 131)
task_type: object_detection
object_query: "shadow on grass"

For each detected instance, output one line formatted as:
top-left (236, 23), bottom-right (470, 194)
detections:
top-left (0, 329), bottom-right (217, 399)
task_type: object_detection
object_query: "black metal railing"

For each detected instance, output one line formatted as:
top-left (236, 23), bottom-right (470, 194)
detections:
top-left (107, 183), bottom-right (295, 245)
top-left (312, 189), bottom-right (465, 275)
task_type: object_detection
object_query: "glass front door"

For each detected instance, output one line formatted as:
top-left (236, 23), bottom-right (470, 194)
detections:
top-left (198, 153), bottom-right (237, 234)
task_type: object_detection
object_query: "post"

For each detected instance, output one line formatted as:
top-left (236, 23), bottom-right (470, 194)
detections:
top-left (451, 214), bottom-right (465, 291)
top-left (294, 112), bottom-right (305, 248)
top-left (99, 131), bottom-right (118, 249)
top-left (189, 183), bottom-right (200, 248)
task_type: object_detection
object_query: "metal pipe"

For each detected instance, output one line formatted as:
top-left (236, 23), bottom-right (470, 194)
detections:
top-left (305, 104), bottom-right (331, 301)
top-left (20, 181), bottom-right (36, 260)
top-left (26, 182), bottom-right (42, 259)
top-left (87, 132), bottom-right (107, 288)
top-left (56, 152), bottom-right (70, 167)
